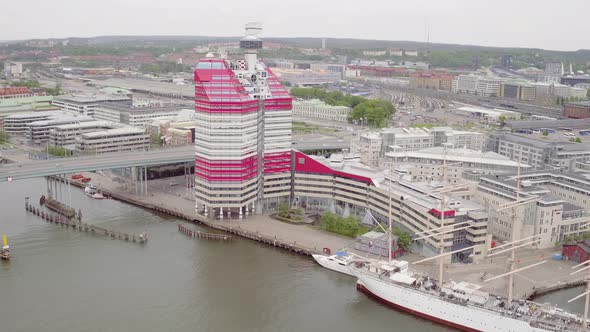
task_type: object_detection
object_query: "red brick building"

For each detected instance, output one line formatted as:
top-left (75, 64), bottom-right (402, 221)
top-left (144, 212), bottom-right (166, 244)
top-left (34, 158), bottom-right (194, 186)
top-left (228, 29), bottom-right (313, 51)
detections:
top-left (562, 240), bottom-right (590, 263)
top-left (564, 101), bottom-right (590, 119)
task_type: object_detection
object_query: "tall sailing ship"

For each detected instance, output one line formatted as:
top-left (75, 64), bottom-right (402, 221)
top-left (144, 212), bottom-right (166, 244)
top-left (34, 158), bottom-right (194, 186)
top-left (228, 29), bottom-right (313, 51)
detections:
top-left (349, 156), bottom-right (590, 331)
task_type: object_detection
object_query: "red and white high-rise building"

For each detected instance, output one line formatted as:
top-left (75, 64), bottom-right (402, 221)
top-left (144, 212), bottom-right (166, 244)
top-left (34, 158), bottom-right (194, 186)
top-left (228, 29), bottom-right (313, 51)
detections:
top-left (194, 23), bottom-right (292, 219)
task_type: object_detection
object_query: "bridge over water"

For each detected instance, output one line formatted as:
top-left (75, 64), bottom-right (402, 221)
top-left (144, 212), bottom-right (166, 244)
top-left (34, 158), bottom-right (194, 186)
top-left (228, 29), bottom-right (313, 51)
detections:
top-left (0, 139), bottom-right (349, 182)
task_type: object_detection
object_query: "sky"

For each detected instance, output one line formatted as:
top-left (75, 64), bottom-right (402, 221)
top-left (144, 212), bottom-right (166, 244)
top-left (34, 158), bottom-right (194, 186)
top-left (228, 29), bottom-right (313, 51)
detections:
top-left (2, 0), bottom-right (589, 51)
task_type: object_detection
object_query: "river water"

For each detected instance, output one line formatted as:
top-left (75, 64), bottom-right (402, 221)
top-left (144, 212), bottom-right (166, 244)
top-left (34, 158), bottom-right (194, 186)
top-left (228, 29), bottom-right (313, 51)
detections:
top-left (0, 179), bottom-right (582, 332)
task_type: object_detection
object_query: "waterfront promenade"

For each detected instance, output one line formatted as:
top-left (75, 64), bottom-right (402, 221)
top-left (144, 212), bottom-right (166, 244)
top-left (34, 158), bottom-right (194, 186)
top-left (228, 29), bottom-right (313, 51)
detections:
top-left (79, 172), bottom-right (584, 300)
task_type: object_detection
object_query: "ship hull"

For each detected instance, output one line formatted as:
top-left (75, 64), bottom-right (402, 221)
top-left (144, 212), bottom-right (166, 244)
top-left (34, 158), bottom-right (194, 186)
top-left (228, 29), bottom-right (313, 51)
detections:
top-left (354, 274), bottom-right (547, 332)
top-left (356, 281), bottom-right (478, 332)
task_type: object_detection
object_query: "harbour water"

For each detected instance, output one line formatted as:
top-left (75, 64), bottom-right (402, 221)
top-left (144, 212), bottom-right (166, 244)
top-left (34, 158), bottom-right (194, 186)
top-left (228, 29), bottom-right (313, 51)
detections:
top-left (0, 178), bottom-right (582, 331)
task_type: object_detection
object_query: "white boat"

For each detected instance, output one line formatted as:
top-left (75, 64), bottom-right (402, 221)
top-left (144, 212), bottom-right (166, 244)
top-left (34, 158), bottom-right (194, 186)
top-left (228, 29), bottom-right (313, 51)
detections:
top-left (312, 252), bottom-right (354, 276)
top-left (349, 259), bottom-right (586, 332)
top-left (84, 185), bottom-right (105, 199)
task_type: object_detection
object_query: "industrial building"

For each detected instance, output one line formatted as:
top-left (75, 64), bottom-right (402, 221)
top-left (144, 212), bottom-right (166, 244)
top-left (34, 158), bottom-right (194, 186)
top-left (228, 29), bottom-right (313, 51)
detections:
top-left (273, 69), bottom-right (342, 86)
top-left (564, 101), bottom-right (590, 119)
top-left (499, 81), bottom-right (536, 101)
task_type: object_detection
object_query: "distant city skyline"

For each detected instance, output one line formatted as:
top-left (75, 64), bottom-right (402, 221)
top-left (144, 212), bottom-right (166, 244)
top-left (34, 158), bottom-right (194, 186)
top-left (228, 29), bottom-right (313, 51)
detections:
top-left (1, 0), bottom-right (589, 51)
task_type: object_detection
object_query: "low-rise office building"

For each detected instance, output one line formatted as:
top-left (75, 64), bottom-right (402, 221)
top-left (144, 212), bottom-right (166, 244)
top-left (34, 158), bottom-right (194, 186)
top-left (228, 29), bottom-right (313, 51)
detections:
top-left (3, 111), bottom-right (77, 136)
top-left (52, 94), bottom-right (132, 117)
top-left (293, 152), bottom-right (491, 263)
top-left (499, 81), bottom-right (536, 101)
top-left (292, 99), bottom-right (351, 122)
top-left (274, 69), bottom-right (342, 86)
top-left (74, 127), bottom-right (150, 154)
top-left (496, 133), bottom-right (590, 170)
top-left (477, 170), bottom-right (590, 248)
top-left (25, 115), bottom-right (94, 144)
top-left (48, 121), bottom-right (120, 147)
top-left (93, 104), bottom-right (186, 128)
top-left (352, 127), bottom-right (485, 164)
top-left (386, 147), bottom-right (530, 184)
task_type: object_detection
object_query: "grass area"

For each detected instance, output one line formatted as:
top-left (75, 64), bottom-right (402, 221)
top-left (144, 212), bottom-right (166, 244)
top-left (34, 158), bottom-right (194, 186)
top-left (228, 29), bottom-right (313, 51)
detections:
top-left (319, 212), bottom-right (369, 238)
top-left (292, 121), bottom-right (338, 134)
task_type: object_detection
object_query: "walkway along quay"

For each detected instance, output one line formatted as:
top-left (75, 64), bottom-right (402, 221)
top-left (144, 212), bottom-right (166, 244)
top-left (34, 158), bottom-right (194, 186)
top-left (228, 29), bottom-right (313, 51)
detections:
top-left (178, 224), bottom-right (233, 241)
top-left (25, 200), bottom-right (147, 244)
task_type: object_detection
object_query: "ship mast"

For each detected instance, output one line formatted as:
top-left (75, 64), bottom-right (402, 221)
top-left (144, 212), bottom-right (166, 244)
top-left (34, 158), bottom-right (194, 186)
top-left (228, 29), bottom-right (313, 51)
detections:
top-left (388, 158), bottom-right (393, 264)
top-left (568, 218), bottom-right (590, 328)
top-left (484, 163), bottom-right (544, 303)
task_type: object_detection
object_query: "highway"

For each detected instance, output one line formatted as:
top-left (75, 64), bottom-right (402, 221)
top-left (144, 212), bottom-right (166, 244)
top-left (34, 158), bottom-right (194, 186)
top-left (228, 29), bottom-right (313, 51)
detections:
top-left (0, 137), bottom-right (350, 182)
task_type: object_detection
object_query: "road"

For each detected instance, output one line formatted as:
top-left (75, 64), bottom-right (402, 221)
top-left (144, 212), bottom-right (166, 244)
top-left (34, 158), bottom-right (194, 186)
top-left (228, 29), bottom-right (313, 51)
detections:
top-left (0, 135), bottom-right (351, 182)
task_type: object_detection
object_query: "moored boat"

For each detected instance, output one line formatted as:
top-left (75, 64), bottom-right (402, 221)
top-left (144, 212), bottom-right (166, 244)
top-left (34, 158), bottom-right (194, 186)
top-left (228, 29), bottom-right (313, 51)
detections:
top-left (312, 250), bottom-right (354, 276)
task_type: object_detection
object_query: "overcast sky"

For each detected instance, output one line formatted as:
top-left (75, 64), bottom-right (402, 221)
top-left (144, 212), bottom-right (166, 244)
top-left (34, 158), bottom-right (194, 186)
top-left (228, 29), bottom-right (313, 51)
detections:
top-left (2, 0), bottom-right (588, 51)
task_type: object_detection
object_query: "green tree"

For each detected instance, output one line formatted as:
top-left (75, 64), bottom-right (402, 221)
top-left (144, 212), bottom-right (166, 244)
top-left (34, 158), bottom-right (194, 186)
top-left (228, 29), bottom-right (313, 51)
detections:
top-left (45, 83), bottom-right (62, 96)
top-left (542, 130), bottom-right (549, 136)
top-left (278, 203), bottom-right (290, 218)
top-left (0, 130), bottom-right (9, 144)
top-left (10, 80), bottom-right (41, 89)
top-left (392, 227), bottom-right (412, 250)
top-left (47, 146), bottom-right (70, 157)
top-left (320, 212), bottom-right (368, 237)
top-left (150, 133), bottom-right (162, 146)
top-left (350, 99), bottom-right (396, 127)
top-left (498, 115), bottom-right (506, 124)
top-left (575, 137), bottom-right (582, 143)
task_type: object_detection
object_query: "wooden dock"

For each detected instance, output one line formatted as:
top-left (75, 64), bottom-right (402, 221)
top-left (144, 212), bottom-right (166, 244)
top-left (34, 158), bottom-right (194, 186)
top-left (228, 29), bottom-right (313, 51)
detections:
top-left (178, 224), bottom-right (233, 241)
top-left (25, 202), bottom-right (147, 244)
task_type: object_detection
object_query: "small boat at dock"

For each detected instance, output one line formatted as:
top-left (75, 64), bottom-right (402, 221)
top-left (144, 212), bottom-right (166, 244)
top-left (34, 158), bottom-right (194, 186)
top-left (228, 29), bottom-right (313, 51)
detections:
top-left (312, 249), bottom-right (354, 276)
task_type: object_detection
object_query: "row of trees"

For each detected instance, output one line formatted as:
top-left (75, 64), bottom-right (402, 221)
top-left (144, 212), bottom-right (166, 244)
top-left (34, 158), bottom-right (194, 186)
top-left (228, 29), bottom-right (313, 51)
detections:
top-left (290, 87), bottom-right (366, 108)
top-left (320, 212), bottom-right (368, 238)
top-left (290, 87), bottom-right (395, 127)
top-left (47, 146), bottom-right (70, 157)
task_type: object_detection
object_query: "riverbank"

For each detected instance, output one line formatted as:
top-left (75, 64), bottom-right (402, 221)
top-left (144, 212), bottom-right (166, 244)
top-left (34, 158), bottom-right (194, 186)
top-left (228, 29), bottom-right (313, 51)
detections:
top-left (60, 172), bottom-right (587, 301)
top-left (62, 173), bottom-right (354, 256)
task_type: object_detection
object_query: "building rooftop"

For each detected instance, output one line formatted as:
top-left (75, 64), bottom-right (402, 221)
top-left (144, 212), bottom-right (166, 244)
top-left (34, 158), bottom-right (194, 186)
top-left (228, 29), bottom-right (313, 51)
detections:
top-left (96, 103), bottom-right (184, 113)
top-left (386, 147), bottom-right (529, 168)
top-left (80, 127), bottom-right (146, 139)
top-left (565, 101), bottom-right (590, 107)
top-left (54, 94), bottom-right (131, 104)
top-left (51, 120), bottom-right (119, 131)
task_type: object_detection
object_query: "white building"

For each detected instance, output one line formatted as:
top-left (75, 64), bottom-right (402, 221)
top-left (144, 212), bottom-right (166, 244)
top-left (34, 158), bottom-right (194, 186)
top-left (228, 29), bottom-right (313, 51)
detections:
top-left (74, 128), bottom-right (150, 155)
top-left (3, 111), bottom-right (67, 135)
top-left (352, 127), bottom-right (486, 168)
top-left (25, 115), bottom-right (94, 144)
top-left (292, 99), bottom-right (351, 122)
top-left (475, 78), bottom-right (504, 97)
top-left (386, 147), bottom-right (530, 184)
top-left (274, 69), bottom-right (342, 86)
top-left (454, 74), bottom-right (479, 94)
top-left (477, 171), bottom-right (590, 248)
top-left (363, 50), bottom-right (387, 56)
top-left (48, 120), bottom-right (120, 147)
top-left (52, 94), bottom-right (132, 117)
top-left (273, 61), bottom-right (294, 70)
top-left (3, 62), bottom-right (23, 78)
top-left (93, 104), bottom-right (186, 128)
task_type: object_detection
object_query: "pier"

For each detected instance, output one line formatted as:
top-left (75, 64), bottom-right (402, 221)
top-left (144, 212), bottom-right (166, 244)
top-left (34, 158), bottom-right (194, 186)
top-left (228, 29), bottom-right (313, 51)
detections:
top-left (178, 224), bottom-right (233, 241)
top-left (25, 200), bottom-right (147, 244)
